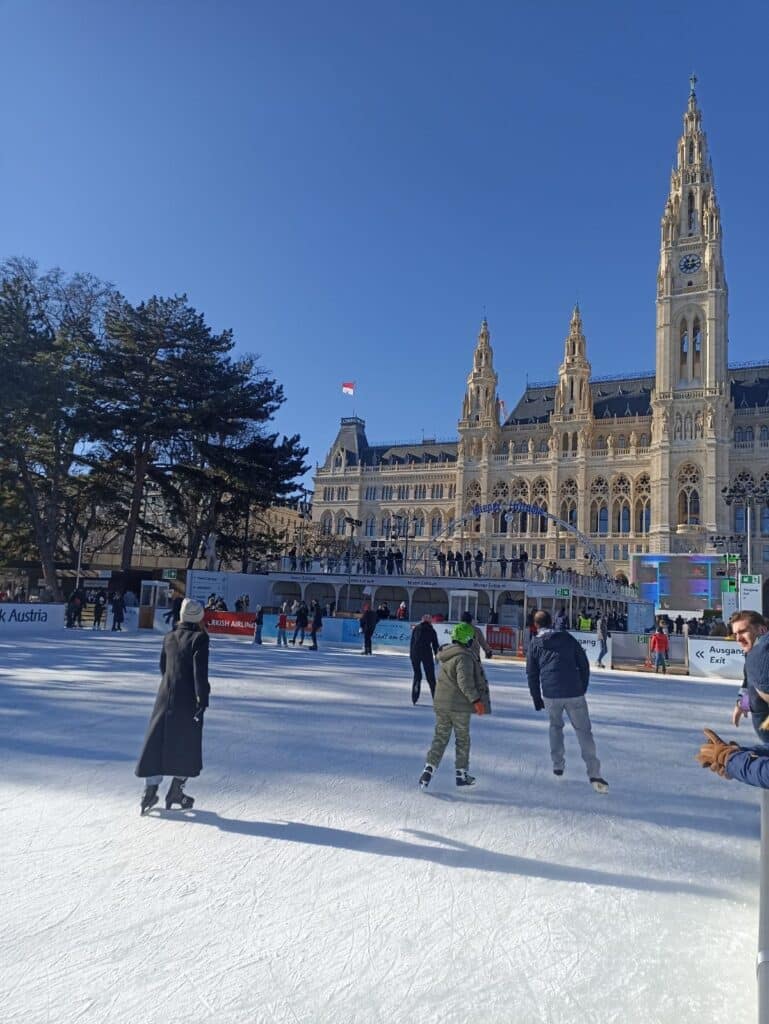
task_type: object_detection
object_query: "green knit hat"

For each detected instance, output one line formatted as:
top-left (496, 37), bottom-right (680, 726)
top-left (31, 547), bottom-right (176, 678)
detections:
top-left (452, 622), bottom-right (475, 645)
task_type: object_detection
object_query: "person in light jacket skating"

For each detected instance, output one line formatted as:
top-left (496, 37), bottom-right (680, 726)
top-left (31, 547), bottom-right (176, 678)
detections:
top-left (135, 598), bottom-right (210, 815)
top-left (418, 622), bottom-right (491, 791)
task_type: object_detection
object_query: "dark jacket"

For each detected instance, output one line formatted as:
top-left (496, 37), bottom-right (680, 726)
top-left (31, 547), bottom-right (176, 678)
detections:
top-left (135, 623), bottom-right (211, 778)
top-left (410, 621), bottom-right (439, 658)
top-left (527, 628), bottom-right (590, 709)
top-left (295, 604), bottom-right (309, 628)
top-left (360, 609), bottom-right (377, 634)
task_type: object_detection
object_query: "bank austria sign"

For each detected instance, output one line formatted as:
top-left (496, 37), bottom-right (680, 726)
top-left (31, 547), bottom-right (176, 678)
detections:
top-left (0, 603), bottom-right (65, 633)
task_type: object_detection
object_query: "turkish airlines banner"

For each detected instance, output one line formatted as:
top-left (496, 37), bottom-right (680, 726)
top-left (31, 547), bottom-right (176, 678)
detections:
top-left (203, 611), bottom-right (256, 636)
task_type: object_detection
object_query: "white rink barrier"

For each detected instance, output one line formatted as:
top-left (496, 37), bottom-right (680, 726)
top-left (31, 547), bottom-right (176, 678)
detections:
top-left (569, 631), bottom-right (612, 666)
top-left (687, 637), bottom-right (744, 680)
top-left (0, 603), bottom-right (65, 634)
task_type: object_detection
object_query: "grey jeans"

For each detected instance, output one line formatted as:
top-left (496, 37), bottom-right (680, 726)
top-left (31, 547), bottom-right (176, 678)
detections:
top-left (544, 695), bottom-right (601, 778)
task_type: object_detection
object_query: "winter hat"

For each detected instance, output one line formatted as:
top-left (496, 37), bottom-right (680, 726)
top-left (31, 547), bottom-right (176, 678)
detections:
top-left (452, 622), bottom-right (475, 645)
top-left (180, 598), bottom-right (205, 624)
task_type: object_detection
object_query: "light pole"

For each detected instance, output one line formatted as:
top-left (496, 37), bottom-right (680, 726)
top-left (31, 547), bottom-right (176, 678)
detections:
top-left (722, 480), bottom-right (769, 577)
top-left (344, 517), bottom-right (362, 611)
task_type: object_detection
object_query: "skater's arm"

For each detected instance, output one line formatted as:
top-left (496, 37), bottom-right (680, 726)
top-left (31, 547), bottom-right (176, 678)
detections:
top-left (193, 633), bottom-right (211, 709)
top-left (526, 650), bottom-right (544, 710)
top-left (725, 749), bottom-right (769, 788)
top-left (576, 643), bottom-right (590, 690)
top-left (455, 656), bottom-right (481, 705)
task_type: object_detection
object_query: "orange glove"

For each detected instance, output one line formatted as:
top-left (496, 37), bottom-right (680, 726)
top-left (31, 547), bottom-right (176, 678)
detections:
top-left (473, 700), bottom-right (486, 715)
top-left (695, 728), bottom-right (740, 777)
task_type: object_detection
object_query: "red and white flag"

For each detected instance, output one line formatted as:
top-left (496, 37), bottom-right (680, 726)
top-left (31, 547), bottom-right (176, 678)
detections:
top-left (341, 381), bottom-right (355, 396)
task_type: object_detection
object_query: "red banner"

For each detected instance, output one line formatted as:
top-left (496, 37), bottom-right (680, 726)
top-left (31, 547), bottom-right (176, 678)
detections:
top-left (203, 611), bottom-right (256, 636)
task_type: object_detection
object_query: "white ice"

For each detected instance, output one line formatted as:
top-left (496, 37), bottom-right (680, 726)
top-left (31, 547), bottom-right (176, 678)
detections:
top-left (0, 633), bottom-right (760, 1023)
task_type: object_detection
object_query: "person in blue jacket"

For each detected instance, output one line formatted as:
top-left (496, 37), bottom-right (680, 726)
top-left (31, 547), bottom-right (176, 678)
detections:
top-left (527, 608), bottom-right (609, 793)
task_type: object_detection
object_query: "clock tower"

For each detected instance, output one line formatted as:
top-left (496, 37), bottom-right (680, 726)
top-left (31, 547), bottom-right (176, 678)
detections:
top-left (651, 76), bottom-right (730, 551)
top-left (654, 75), bottom-right (728, 396)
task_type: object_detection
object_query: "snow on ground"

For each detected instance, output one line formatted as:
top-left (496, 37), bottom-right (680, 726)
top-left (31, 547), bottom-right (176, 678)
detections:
top-left (0, 631), bottom-right (760, 1023)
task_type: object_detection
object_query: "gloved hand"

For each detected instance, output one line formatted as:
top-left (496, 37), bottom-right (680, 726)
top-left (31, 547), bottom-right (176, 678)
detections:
top-left (533, 698), bottom-right (545, 711)
top-left (485, 651), bottom-right (493, 659)
top-left (695, 728), bottom-right (740, 776)
top-left (193, 706), bottom-right (206, 725)
top-left (473, 700), bottom-right (487, 715)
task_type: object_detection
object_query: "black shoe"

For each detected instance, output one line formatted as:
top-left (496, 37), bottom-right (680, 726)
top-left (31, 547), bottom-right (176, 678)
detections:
top-left (590, 777), bottom-right (609, 794)
top-left (165, 777), bottom-right (194, 810)
top-left (140, 784), bottom-right (159, 815)
top-left (419, 764), bottom-right (434, 790)
top-left (456, 769), bottom-right (476, 787)
top-left (553, 769), bottom-right (564, 777)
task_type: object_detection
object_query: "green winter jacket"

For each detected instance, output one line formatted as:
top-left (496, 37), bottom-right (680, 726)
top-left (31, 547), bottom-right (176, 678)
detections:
top-left (434, 642), bottom-right (492, 715)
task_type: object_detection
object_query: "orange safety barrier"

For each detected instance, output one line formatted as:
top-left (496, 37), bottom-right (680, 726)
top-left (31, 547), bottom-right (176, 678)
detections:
top-left (486, 625), bottom-right (515, 654)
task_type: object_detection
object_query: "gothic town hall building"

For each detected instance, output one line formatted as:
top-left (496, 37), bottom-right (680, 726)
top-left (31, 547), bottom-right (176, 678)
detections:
top-left (312, 84), bottom-right (769, 581)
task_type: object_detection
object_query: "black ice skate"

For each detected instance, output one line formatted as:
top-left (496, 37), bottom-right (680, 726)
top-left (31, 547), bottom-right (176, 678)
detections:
top-left (165, 777), bottom-right (195, 810)
top-left (140, 784), bottom-right (159, 815)
top-left (455, 769), bottom-right (476, 787)
top-left (419, 764), bottom-right (434, 790)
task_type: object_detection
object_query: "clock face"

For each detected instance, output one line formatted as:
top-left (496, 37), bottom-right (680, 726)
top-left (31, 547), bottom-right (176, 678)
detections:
top-left (679, 253), bottom-right (702, 274)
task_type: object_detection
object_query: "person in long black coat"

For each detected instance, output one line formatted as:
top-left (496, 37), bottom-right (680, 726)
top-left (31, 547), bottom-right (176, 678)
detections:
top-left (410, 615), bottom-right (440, 703)
top-left (359, 603), bottom-right (377, 654)
top-left (135, 598), bottom-right (210, 814)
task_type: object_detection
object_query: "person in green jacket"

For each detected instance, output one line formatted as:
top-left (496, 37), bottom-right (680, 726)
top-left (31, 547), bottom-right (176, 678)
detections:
top-left (419, 622), bottom-right (491, 791)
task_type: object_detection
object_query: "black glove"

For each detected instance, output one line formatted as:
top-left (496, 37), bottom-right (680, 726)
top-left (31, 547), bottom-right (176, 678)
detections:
top-left (193, 706), bottom-right (206, 724)
top-left (486, 651), bottom-right (493, 659)
top-left (533, 699), bottom-right (545, 711)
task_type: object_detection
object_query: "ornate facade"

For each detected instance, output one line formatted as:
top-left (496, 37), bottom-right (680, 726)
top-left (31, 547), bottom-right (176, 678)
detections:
top-left (312, 82), bottom-right (769, 580)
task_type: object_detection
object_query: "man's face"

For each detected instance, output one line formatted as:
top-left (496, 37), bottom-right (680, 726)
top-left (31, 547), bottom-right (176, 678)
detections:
top-left (732, 618), bottom-right (767, 653)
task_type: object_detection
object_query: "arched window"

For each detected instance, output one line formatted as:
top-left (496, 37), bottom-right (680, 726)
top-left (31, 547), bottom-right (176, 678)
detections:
top-left (639, 433), bottom-right (649, 447)
top-left (746, 427), bottom-right (754, 443)
top-left (413, 513), bottom-right (425, 537)
top-left (734, 505), bottom-right (746, 533)
top-left (688, 141), bottom-right (694, 165)
top-left (320, 513), bottom-right (333, 536)
top-left (677, 464), bottom-right (701, 525)
top-left (430, 514), bottom-right (442, 537)
top-left (693, 317), bottom-right (702, 377)
top-left (336, 514), bottom-right (347, 535)
top-left (761, 506), bottom-right (769, 536)
top-left (560, 479), bottom-right (579, 531)
top-left (761, 425), bottom-right (769, 442)
top-left (735, 427), bottom-right (744, 443)
top-left (688, 192), bottom-right (695, 233)
top-left (598, 506), bottom-right (609, 535)
top-left (680, 319), bottom-right (689, 379)
top-left (636, 499), bottom-right (651, 533)
top-left (364, 515), bottom-right (376, 537)
top-left (381, 515), bottom-right (391, 537)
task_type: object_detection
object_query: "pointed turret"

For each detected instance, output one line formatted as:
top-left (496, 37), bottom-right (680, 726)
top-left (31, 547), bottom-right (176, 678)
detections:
top-left (460, 318), bottom-right (499, 427)
top-left (553, 306), bottom-right (592, 420)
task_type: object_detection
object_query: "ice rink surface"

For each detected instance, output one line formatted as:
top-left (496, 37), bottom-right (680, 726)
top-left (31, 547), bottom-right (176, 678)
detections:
top-left (0, 632), bottom-right (760, 1023)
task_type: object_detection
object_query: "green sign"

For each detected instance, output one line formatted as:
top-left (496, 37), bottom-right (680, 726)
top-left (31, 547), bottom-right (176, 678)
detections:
top-left (162, 568), bottom-right (178, 580)
top-left (555, 586), bottom-right (571, 598)
top-left (721, 579), bottom-right (737, 592)
top-left (741, 575), bottom-right (759, 584)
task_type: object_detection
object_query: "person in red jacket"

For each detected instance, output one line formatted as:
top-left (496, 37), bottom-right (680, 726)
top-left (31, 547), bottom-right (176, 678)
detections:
top-left (649, 625), bottom-right (669, 674)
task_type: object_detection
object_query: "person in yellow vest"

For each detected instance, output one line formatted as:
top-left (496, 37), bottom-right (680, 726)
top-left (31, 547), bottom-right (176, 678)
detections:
top-left (578, 612), bottom-right (592, 632)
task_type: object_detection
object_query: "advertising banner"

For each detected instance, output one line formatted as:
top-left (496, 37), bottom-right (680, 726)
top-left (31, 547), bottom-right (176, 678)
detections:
top-left (687, 637), bottom-right (744, 679)
top-left (203, 610), bottom-right (256, 636)
top-left (0, 603), bottom-right (65, 634)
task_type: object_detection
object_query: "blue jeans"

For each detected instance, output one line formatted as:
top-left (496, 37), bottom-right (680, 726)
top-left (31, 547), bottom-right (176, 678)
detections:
top-left (597, 638), bottom-right (607, 664)
top-left (654, 651), bottom-right (667, 671)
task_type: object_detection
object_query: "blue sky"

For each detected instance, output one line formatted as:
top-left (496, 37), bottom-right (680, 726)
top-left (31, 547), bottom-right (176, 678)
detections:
top-left (1, 2), bottom-right (767, 487)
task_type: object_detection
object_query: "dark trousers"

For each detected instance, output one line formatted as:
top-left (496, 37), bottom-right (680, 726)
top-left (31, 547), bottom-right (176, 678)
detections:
top-left (363, 630), bottom-right (374, 654)
top-left (411, 652), bottom-right (436, 696)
